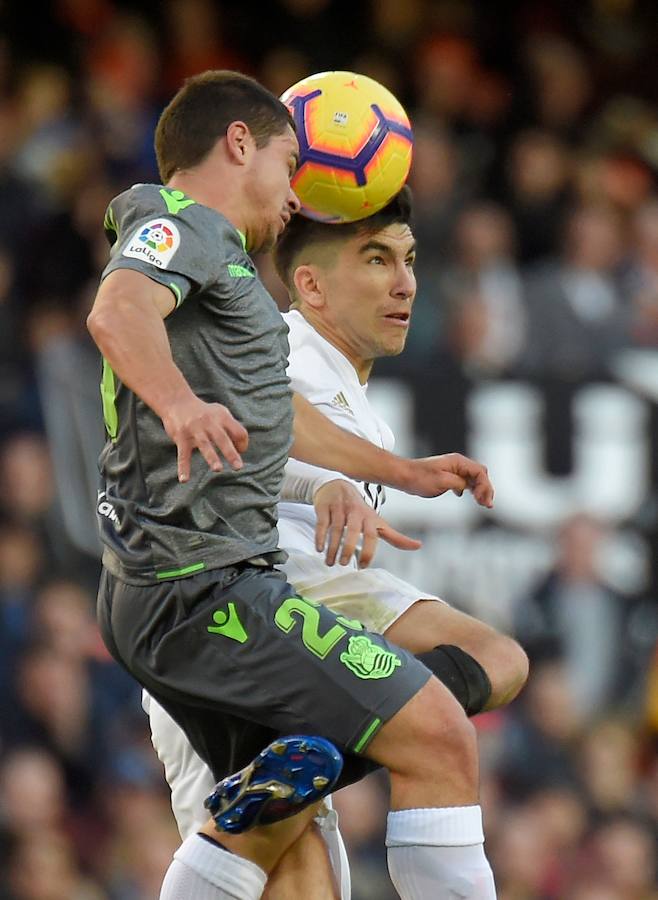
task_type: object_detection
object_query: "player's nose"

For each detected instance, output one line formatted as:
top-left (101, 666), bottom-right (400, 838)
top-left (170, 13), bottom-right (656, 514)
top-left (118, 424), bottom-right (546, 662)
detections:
top-left (287, 188), bottom-right (301, 215)
top-left (392, 263), bottom-right (416, 299)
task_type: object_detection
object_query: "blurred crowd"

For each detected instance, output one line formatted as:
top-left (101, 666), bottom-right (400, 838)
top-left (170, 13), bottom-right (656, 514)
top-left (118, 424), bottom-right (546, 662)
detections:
top-left (1, 0), bottom-right (658, 897)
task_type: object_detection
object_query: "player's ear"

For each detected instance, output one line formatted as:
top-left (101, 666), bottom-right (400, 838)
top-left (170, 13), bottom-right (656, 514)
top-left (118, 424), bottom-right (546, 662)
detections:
top-left (292, 264), bottom-right (325, 309)
top-left (225, 121), bottom-right (254, 166)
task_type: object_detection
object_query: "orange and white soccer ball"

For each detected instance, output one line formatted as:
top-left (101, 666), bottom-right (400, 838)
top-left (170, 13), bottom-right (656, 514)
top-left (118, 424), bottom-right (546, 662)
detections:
top-left (280, 71), bottom-right (413, 223)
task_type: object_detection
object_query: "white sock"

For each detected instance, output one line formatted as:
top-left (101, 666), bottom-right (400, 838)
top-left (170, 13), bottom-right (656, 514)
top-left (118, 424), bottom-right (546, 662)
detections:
top-left (386, 806), bottom-right (496, 899)
top-left (315, 798), bottom-right (351, 900)
top-left (159, 834), bottom-right (267, 900)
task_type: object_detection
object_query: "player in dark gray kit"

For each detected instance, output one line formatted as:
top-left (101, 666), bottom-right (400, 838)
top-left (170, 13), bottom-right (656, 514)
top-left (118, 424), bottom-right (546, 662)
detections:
top-left (88, 71), bottom-right (498, 900)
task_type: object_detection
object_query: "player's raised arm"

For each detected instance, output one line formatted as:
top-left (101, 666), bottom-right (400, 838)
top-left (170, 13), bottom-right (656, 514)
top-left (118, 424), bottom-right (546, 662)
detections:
top-left (87, 268), bottom-right (248, 483)
top-left (291, 392), bottom-right (494, 507)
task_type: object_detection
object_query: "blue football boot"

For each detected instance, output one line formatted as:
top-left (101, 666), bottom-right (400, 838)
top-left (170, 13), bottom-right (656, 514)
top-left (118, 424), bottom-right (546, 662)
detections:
top-left (204, 735), bottom-right (343, 834)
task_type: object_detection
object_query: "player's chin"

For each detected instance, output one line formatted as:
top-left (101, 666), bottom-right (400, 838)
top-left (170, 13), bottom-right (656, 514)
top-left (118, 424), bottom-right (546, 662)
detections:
top-left (260, 222), bottom-right (284, 253)
top-left (250, 228), bottom-right (277, 254)
top-left (377, 335), bottom-right (408, 357)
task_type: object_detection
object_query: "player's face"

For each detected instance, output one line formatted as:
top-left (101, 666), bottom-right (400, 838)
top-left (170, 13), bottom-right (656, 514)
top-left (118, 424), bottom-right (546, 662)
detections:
top-left (245, 125), bottom-right (300, 252)
top-left (322, 223), bottom-right (417, 365)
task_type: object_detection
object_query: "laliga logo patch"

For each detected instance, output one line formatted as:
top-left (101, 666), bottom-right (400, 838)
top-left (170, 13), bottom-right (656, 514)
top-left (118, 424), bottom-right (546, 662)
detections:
top-left (123, 219), bottom-right (180, 268)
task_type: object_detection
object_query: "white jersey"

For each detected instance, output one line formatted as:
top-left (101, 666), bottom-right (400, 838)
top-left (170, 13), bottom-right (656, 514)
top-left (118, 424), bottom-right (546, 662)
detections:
top-left (279, 309), bottom-right (394, 555)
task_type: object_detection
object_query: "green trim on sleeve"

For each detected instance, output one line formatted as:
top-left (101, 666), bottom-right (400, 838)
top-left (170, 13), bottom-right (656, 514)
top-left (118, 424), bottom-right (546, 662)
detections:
top-left (100, 358), bottom-right (118, 440)
top-left (169, 282), bottom-right (183, 307)
top-left (236, 229), bottom-right (247, 250)
top-left (103, 205), bottom-right (118, 240)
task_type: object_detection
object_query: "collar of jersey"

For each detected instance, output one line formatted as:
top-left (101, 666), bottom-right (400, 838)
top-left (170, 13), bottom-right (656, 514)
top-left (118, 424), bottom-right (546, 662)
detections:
top-left (155, 183), bottom-right (248, 253)
top-left (288, 310), bottom-right (368, 393)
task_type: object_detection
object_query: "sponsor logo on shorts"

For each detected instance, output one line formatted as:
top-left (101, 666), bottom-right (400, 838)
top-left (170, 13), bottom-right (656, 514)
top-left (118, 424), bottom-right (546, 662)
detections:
top-left (340, 636), bottom-right (401, 680)
top-left (123, 219), bottom-right (180, 268)
top-left (208, 602), bottom-right (248, 643)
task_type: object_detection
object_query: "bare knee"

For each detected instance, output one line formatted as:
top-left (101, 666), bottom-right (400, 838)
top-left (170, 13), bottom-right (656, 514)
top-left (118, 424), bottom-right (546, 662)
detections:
top-left (385, 600), bottom-right (528, 711)
top-left (483, 633), bottom-right (529, 709)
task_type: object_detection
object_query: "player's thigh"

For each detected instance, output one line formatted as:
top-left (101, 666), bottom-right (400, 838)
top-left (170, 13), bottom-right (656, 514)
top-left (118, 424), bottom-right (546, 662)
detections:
top-left (385, 597), bottom-right (502, 656)
top-left (363, 674), bottom-right (478, 792)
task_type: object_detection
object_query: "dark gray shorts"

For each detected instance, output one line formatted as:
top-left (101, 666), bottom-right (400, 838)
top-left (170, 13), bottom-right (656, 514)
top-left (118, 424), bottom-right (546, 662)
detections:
top-left (97, 563), bottom-right (431, 785)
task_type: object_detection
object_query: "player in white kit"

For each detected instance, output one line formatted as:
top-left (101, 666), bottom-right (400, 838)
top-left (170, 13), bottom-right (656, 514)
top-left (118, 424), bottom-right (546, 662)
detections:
top-left (148, 188), bottom-right (528, 899)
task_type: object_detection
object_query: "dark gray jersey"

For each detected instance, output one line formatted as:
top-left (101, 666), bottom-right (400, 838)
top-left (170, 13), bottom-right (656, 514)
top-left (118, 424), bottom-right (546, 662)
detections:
top-left (97, 184), bottom-right (292, 584)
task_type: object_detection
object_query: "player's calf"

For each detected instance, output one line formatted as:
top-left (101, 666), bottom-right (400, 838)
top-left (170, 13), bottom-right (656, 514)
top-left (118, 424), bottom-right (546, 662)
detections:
top-left (159, 737), bottom-right (344, 900)
top-left (262, 821), bottom-right (341, 900)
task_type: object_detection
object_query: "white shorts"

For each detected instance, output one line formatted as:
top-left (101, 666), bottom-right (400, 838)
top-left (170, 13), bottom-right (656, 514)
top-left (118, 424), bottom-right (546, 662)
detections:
top-left (283, 547), bottom-right (444, 634)
top-left (146, 550), bottom-right (443, 898)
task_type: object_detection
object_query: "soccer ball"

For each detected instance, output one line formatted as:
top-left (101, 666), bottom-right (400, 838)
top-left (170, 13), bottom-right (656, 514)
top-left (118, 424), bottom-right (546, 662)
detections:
top-left (280, 71), bottom-right (413, 224)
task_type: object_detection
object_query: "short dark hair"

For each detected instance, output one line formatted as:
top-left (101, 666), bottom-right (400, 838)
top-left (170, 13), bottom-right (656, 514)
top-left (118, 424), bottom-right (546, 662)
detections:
top-left (155, 70), bottom-right (295, 183)
top-left (273, 185), bottom-right (414, 287)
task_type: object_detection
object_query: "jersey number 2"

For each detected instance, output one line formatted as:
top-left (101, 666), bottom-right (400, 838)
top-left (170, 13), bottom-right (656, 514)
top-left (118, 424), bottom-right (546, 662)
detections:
top-left (274, 596), bottom-right (362, 659)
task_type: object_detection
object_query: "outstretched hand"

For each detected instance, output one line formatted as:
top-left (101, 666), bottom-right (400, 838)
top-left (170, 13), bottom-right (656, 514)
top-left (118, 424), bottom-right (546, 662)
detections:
top-left (313, 479), bottom-right (421, 569)
top-left (401, 453), bottom-right (494, 507)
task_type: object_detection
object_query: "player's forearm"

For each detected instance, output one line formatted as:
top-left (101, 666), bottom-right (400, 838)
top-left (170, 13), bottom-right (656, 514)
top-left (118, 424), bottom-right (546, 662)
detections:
top-left (87, 289), bottom-right (193, 420)
top-left (291, 393), bottom-right (413, 490)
